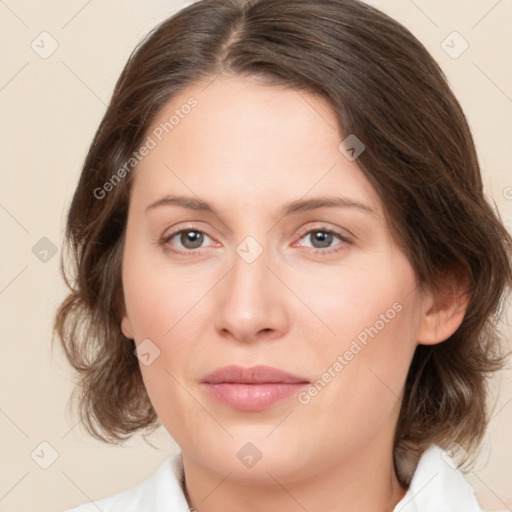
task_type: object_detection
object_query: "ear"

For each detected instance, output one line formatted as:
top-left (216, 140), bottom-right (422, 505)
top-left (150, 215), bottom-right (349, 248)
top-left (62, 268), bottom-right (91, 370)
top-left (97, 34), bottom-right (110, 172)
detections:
top-left (121, 313), bottom-right (134, 339)
top-left (417, 278), bottom-right (471, 346)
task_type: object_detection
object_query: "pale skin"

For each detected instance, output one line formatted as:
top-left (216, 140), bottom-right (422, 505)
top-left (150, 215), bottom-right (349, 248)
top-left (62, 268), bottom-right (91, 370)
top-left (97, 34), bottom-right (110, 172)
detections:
top-left (120, 74), bottom-right (469, 512)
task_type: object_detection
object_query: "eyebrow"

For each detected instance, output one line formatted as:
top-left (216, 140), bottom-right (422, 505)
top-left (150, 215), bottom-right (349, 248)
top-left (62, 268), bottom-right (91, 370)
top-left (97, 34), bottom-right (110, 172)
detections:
top-left (144, 194), bottom-right (376, 217)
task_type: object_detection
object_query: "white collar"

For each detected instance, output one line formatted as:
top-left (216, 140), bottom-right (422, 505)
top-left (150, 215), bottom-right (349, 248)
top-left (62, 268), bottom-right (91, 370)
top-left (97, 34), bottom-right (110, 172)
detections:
top-left (393, 444), bottom-right (482, 511)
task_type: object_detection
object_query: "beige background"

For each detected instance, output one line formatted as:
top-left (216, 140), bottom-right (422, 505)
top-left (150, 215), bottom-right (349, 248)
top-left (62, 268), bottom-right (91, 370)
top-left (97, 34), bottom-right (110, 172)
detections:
top-left (0, 1), bottom-right (511, 511)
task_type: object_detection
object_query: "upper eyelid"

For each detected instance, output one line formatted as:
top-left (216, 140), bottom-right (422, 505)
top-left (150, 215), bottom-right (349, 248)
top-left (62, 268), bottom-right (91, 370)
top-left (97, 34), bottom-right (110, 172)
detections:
top-left (296, 224), bottom-right (353, 240)
top-left (157, 210), bottom-right (357, 238)
top-left (162, 226), bottom-right (214, 243)
top-left (163, 223), bottom-right (348, 237)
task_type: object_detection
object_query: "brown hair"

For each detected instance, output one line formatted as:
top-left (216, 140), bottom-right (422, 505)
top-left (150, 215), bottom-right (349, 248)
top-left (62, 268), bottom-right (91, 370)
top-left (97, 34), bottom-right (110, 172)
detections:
top-left (53, 0), bottom-right (512, 485)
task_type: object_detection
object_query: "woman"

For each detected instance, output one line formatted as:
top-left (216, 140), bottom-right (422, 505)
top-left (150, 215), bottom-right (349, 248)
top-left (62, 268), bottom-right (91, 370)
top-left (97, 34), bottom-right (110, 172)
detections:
top-left (54, 0), bottom-right (512, 511)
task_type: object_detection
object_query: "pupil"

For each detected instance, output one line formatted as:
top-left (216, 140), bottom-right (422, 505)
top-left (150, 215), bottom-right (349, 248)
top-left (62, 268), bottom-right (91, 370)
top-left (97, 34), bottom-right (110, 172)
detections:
top-left (182, 231), bottom-right (203, 249)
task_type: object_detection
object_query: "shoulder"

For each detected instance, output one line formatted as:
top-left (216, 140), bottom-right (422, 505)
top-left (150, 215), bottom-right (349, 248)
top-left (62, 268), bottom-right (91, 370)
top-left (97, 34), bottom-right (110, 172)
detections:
top-left (393, 444), bottom-right (483, 512)
top-left (63, 453), bottom-right (190, 512)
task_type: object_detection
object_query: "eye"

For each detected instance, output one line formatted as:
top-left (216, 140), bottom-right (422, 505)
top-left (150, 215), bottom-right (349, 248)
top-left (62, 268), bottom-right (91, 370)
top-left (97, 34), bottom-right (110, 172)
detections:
top-left (295, 227), bottom-right (351, 255)
top-left (159, 225), bottom-right (352, 256)
top-left (160, 228), bottom-right (215, 253)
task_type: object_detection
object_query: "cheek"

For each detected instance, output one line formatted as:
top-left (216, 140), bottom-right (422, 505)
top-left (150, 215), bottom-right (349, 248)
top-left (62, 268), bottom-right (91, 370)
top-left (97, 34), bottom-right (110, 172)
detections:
top-left (294, 250), bottom-right (420, 405)
top-left (291, 250), bottom-right (419, 350)
top-left (121, 245), bottom-right (209, 415)
top-left (121, 243), bottom-right (205, 341)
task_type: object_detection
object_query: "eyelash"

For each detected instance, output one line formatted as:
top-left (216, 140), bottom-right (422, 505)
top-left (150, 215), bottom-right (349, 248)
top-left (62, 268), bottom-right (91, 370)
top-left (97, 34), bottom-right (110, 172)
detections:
top-left (159, 225), bottom-right (352, 257)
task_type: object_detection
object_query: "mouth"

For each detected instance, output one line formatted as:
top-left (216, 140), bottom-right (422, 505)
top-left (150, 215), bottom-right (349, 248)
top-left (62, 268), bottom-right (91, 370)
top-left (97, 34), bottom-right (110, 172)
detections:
top-left (201, 365), bottom-right (310, 411)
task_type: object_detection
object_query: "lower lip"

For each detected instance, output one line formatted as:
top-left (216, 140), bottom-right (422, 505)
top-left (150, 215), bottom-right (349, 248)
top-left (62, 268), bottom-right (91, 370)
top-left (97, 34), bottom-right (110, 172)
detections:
top-left (202, 382), bottom-right (309, 411)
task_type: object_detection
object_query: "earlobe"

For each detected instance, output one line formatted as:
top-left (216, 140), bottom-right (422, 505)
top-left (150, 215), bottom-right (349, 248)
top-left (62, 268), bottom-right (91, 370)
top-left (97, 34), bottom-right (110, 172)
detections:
top-left (121, 315), bottom-right (134, 339)
top-left (417, 285), bottom-right (470, 346)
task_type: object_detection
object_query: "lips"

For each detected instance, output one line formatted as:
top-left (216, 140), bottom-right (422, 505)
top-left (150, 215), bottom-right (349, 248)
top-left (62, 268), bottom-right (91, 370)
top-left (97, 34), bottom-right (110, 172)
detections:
top-left (201, 365), bottom-right (310, 411)
top-left (202, 365), bottom-right (309, 385)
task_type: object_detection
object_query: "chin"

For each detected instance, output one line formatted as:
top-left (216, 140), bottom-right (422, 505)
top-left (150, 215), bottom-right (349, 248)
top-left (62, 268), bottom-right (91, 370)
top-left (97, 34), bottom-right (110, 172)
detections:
top-left (184, 433), bottom-right (321, 484)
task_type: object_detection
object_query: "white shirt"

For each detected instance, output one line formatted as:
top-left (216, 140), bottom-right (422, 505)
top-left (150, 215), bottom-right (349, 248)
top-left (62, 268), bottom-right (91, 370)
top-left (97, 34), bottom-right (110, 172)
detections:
top-left (65, 444), bottom-right (483, 512)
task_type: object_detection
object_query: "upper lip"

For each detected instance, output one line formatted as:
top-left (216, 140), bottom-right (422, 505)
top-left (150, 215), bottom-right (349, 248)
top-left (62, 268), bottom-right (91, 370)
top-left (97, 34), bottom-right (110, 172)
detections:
top-left (202, 365), bottom-right (309, 384)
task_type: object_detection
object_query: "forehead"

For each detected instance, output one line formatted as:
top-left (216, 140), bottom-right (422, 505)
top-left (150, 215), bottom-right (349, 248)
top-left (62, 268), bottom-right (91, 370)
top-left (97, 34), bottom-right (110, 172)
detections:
top-left (129, 74), bottom-right (381, 216)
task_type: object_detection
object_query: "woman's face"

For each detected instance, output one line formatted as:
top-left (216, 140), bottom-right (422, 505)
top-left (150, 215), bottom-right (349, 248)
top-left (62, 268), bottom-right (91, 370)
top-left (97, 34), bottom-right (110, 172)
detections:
top-left (120, 74), bottom-right (426, 482)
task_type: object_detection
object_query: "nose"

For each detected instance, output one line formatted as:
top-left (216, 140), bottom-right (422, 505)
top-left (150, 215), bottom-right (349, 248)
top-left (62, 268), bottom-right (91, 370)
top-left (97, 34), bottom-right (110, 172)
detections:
top-left (213, 240), bottom-right (290, 343)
